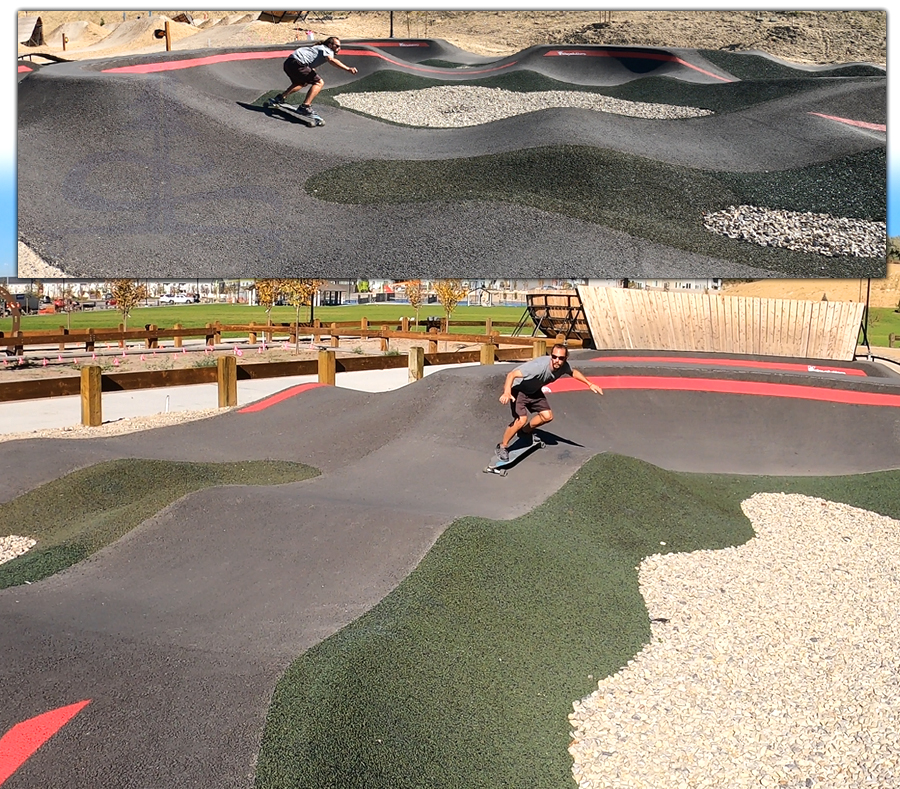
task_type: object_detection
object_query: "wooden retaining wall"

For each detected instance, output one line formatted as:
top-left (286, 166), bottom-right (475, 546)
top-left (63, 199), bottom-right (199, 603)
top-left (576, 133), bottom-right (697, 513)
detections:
top-left (576, 286), bottom-right (865, 361)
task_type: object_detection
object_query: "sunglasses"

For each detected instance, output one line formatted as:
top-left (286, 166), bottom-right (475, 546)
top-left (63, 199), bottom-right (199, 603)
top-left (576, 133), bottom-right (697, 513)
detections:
top-left (550, 354), bottom-right (567, 360)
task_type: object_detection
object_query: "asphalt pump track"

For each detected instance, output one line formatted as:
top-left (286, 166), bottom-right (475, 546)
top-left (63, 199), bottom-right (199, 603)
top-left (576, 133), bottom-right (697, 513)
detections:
top-left (2, 352), bottom-right (900, 787)
top-left (17, 40), bottom-right (886, 279)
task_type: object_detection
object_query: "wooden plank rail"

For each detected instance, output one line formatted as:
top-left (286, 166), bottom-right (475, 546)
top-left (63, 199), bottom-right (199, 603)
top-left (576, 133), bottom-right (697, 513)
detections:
top-left (0, 347), bottom-right (537, 405)
top-left (0, 321), bottom-right (565, 353)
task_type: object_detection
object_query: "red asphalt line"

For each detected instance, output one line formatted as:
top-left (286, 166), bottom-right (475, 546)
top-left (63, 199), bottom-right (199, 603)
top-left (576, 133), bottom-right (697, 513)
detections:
top-left (18, 65), bottom-right (34, 73)
top-left (808, 112), bottom-right (886, 132)
top-left (101, 47), bottom-right (518, 76)
top-left (0, 701), bottom-right (90, 785)
top-left (547, 375), bottom-right (900, 407)
top-left (589, 355), bottom-right (867, 377)
top-left (237, 382), bottom-right (325, 413)
top-left (543, 48), bottom-right (732, 82)
top-left (102, 49), bottom-right (294, 73)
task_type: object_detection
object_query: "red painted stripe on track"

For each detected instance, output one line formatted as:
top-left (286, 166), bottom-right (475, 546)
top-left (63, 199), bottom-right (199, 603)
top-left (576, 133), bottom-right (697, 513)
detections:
top-left (543, 48), bottom-right (732, 82)
top-left (102, 49), bottom-right (294, 73)
top-left (352, 41), bottom-right (429, 48)
top-left (589, 355), bottom-right (867, 376)
top-left (547, 375), bottom-right (900, 407)
top-left (237, 382), bottom-right (325, 413)
top-left (101, 48), bottom-right (518, 76)
top-left (0, 701), bottom-right (90, 785)
top-left (808, 112), bottom-right (886, 132)
top-left (17, 65), bottom-right (33, 73)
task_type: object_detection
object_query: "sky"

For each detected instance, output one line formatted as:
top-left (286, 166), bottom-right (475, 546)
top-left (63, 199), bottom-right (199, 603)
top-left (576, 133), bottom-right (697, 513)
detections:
top-left (6, 4), bottom-right (894, 279)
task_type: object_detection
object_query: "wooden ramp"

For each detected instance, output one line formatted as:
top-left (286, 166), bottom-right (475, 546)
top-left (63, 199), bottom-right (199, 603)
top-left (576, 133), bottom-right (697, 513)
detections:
top-left (18, 16), bottom-right (44, 46)
top-left (524, 290), bottom-right (593, 345)
top-left (576, 286), bottom-right (865, 361)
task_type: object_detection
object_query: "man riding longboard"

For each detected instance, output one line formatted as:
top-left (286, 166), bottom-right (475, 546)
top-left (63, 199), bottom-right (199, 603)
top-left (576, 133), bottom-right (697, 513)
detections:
top-left (265, 36), bottom-right (357, 124)
top-left (493, 343), bottom-right (603, 463)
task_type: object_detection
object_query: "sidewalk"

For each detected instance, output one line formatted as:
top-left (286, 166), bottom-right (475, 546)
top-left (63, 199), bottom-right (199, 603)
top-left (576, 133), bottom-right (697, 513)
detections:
top-left (0, 363), bottom-right (481, 437)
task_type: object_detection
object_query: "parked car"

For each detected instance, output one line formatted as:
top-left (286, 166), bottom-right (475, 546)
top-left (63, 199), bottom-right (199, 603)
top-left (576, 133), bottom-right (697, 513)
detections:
top-left (159, 293), bottom-right (194, 304)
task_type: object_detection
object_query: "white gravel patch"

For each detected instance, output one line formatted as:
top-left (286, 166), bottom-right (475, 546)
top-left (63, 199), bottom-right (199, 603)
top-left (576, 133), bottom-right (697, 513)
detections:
top-left (0, 535), bottom-right (37, 565)
top-left (569, 492), bottom-right (900, 788)
top-left (703, 206), bottom-right (886, 259)
top-left (0, 408), bottom-right (229, 444)
top-left (334, 84), bottom-right (713, 127)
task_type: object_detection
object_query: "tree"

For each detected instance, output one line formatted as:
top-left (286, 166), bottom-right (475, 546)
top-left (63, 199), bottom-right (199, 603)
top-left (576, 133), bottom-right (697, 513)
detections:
top-left (253, 279), bottom-right (281, 320)
top-left (279, 278), bottom-right (324, 353)
top-left (434, 279), bottom-right (468, 322)
top-left (889, 236), bottom-right (900, 262)
top-left (107, 279), bottom-right (148, 330)
top-left (405, 279), bottom-right (424, 326)
top-left (433, 279), bottom-right (469, 349)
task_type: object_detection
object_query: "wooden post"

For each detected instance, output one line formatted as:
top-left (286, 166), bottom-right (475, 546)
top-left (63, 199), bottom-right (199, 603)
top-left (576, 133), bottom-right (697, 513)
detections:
top-left (145, 324), bottom-right (157, 350)
top-left (330, 322), bottom-right (339, 348)
top-left (313, 319), bottom-right (322, 343)
top-left (408, 345), bottom-right (424, 382)
top-left (248, 322), bottom-right (257, 344)
top-left (533, 339), bottom-right (547, 358)
top-left (318, 348), bottom-right (336, 385)
top-left (484, 316), bottom-right (492, 336)
top-left (80, 365), bottom-right (102, 426)
top-left (361, 316), bottom-right (369, 332)
top-left (205, 323), bottom-right (215, 347)
top-left (380, 325), bottom-right (389, 352)
top-left (428, 328), bottom-right (438, 354)
top-left (174, 323), bottom-right (183, 348)
top-left (164, 19), bottom-right (171, 51)
top-left (58, 326), bottom-right (66, 353)
top-left (480, 342), bottom-right (496, 365)
top-left (118, 323), bottom-right (126, 348)
top-left (401, 316), bottom-right (409, 332)
top-left (217, 355), bottom-right (237, 407)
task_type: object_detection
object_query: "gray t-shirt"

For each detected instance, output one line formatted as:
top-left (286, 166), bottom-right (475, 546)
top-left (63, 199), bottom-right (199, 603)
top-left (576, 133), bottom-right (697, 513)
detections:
top-left (511, 354), bottom-right (572, 395)
top-left (290, 44), bottom-right (334, 68)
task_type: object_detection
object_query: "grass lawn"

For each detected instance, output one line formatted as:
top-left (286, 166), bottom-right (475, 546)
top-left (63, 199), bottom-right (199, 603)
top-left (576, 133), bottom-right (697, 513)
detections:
top-left (0, 304), bottom-right (532, 337)
top-left (861, 306), bottom-right (900, 347)
top-left (253, 454), bottom-right (900, 789)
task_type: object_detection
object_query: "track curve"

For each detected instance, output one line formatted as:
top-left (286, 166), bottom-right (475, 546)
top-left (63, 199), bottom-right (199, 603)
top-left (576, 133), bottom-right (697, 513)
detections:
top-left (17, 41), bottom-right (885, 278)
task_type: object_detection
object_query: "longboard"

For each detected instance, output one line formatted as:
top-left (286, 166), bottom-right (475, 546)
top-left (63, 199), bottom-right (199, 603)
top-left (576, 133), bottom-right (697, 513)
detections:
top-left (484, 437), bottom-right (545, 477)
top-left (267, 100), bottom-right (325, 127)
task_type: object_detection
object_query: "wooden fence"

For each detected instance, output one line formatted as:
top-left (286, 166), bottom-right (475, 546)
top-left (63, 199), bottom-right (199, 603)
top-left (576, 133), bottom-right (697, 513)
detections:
top-left (1, 342), bottom-right (556, 426)
top-left (0, 318), bottom-right (543, 355)
top-left (576, 286), bottom-right (865, 361)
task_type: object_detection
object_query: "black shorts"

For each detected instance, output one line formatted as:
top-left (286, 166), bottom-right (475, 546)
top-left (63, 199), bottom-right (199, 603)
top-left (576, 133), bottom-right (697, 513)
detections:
top-left (509, 388), bottom-right (550, 420)
top-left (284, 58), bottom-right (321, 87)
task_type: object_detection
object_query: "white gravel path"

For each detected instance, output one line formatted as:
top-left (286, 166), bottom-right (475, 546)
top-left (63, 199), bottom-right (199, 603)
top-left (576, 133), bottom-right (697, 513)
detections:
top-left (569, 492), bottom-right (900, 788)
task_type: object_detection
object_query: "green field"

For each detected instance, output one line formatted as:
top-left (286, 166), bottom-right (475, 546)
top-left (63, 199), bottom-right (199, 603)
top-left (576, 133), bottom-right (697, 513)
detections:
top-left (0, 304), bottom-right (532, 337)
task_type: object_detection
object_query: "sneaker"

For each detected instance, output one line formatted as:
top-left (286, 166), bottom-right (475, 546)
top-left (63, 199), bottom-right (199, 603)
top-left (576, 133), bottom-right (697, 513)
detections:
top-left (496, 444), bottom-right (509, 462)
top-left (297, 104), bottom-right (314, 117)
top-left (530, 432), bottom-right (542, 445)
top-left (264, 95), bottom-right (283, 108)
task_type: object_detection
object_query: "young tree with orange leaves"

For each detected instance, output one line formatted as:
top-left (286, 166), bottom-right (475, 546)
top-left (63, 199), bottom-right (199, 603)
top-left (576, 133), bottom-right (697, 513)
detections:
top-left (107, 279), bottom-right (148, 331)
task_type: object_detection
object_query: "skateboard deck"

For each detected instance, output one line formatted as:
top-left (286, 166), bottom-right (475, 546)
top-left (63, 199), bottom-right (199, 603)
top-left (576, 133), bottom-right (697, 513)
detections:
top-left (484, 437), bottom-right (545, 477)
top-left (267, 100), bottom-right (325, 127)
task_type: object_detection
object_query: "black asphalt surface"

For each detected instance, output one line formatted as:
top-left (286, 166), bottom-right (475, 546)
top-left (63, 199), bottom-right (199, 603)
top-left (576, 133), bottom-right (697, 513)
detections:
top-left (17, 41), bottom-right (886, 279)
top-left (2, 353), bottom-right (900, 787)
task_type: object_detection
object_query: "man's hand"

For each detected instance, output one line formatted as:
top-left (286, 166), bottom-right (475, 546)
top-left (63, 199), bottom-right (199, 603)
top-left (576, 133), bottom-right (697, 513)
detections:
top-left (499, 392), bottom-right (512, 405)
top-left (589, 383), bottom-right (604, 395)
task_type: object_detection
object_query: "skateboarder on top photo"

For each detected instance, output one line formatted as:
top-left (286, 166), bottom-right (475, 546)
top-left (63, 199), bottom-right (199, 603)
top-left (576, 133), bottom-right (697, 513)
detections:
top-left (496, 343), bottom-right (603, 461)
top-left (265, 35), bottom-right (358, 117)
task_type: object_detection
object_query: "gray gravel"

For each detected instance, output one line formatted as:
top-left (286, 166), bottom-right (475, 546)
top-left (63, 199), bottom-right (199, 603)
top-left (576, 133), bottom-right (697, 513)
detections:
top-left (335, 85), bottom-right (714, 127)
top-left (569, 492), bottom-right (900, 789)
top-left (704, 207), bottom-right (886, 259)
